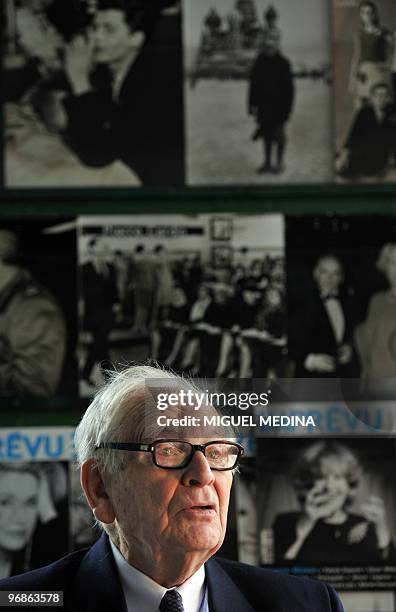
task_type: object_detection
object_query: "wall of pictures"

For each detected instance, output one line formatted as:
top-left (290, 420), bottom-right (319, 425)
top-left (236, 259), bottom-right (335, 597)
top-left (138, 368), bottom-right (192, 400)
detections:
top-left (2, 2), bottom-right (396, 611)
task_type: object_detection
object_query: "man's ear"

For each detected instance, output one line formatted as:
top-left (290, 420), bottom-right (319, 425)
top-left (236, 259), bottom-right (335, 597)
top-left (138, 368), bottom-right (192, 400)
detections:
top-left (130, 30), bottom-right (145, 49)
top-left (80, 459), bottom-right (115, 524)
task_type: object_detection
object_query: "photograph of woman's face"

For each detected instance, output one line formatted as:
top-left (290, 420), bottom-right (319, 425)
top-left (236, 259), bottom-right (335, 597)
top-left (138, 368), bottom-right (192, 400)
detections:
top-left (0, 471), bottom-right (39, 552)
top-left (310, 456), bottom-right (351, 516)
top-left (359, 3), bottom-right (377, 27)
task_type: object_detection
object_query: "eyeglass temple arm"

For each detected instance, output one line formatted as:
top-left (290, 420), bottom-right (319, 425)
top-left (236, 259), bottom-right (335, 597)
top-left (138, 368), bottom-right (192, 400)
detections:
top-left (95, 442), bottom-right (152, 451)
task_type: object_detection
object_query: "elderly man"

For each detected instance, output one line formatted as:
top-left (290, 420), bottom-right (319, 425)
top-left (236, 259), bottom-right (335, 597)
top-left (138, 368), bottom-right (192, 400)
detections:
top-left (0, 365), bottom-right (344, 611)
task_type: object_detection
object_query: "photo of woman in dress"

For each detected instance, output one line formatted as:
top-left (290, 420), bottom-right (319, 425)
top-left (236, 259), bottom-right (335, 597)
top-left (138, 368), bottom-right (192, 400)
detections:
top-left (349, 1), bottom-right (393, 107)
top-left (333, 0), bottom-right (396, 182)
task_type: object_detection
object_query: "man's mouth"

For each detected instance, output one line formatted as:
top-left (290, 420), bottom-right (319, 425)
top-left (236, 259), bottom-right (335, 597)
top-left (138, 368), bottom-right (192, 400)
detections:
top-left (183, 504), bottom-right (216, 516)
top-left (191, 504), bottom-right (214, 510)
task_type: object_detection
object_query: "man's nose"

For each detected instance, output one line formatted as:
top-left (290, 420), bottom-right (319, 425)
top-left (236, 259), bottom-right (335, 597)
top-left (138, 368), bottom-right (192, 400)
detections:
top-left (181, 450), bottom-right (215, 487)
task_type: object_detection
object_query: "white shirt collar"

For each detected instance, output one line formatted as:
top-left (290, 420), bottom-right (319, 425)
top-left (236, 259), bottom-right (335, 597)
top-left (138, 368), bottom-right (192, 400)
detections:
top-left (109, 539), bottom-right (206, 612)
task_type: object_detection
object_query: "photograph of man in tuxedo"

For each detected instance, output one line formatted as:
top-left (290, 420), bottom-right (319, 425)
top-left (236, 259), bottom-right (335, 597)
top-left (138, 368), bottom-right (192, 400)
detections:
top-left (0, 365), bottom-right (344, 611)
top-left (291, 254), bottom-right (359, 377)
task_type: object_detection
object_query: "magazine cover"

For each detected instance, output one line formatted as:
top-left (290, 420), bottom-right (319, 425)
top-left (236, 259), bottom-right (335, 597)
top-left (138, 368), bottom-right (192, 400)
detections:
top-left (0, 427), bottom-right (74, 579)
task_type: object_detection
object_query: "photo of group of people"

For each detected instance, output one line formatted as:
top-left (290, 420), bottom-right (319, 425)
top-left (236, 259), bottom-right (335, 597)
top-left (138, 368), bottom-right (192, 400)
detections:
top-left (4, 0), bottom-right (396, 188)
top-left (77, 214), bottom-right (285, 395)
top-left (0, 213), bottom-right (395, 405)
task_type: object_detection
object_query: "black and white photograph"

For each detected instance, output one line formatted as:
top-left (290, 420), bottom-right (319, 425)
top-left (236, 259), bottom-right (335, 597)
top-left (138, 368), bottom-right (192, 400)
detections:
top-left (257, 438), bottom-right (396, 585)
top-left (70, 466), bottom-right (98, 551)
top-left (184, 0), bottom-right (332, 185)
top-left (3, 0), bottom-right (184, 188)
top-left (234, 455), bottom-right (259, 565)
top-left (77, 213), bottom-right (285, 395)
top-left (0, 460), bottom-right (69, 578)
top-left (339, 591), bottom-right (395, 612)
top-left (333, 0), bottom-right (396, 183)
top-left (287, 215), bottom-right (396, 387)
top-left (0, 218), bottom-right (77, 399)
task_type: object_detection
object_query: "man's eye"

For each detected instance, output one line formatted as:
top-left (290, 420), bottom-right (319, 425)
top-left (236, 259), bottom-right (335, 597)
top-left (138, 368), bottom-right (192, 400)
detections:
top-left (161, 446), bottom-right (178, 456)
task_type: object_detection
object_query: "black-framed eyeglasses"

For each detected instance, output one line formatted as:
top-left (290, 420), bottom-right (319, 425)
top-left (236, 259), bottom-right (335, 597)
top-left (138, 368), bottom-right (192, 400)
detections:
top-left (95, 439), bottom-right (244, 471)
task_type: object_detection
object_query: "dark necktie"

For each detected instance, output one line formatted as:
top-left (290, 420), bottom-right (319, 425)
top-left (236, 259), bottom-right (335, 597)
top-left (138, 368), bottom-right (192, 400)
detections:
top-left (159, 589), bottom-right (185, 612)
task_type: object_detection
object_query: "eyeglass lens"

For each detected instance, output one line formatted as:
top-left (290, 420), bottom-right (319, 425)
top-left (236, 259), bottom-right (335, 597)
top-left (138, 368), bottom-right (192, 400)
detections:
top-left (154, 441), bottom-right (239, 469)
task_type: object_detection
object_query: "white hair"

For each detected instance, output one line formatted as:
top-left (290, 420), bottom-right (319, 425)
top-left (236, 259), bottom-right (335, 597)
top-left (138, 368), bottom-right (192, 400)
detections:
top-left (74, 364), bottom-right (180, 474)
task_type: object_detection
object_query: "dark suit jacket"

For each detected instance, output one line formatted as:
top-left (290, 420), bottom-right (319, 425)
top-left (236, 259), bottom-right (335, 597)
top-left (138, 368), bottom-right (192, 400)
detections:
top-left (82, 261), bottom-right (118, 330)
top-left (291, 287), bottom-right (358, 377)
top-left (0, 533), bottom-right (344, 611)
top-left (345, 105), bottom-right (393, 177)
top-left (248, 52), bottom-right (294, 125)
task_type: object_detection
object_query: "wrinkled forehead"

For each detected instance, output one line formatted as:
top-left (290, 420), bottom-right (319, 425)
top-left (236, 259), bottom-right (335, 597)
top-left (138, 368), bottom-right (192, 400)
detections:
top-left (106, 378), bottom-right (239, 447)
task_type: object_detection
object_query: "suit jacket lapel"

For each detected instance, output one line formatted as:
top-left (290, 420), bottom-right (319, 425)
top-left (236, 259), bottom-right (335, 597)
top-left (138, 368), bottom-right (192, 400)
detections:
top-left (67, 533), bottom-right (127, 612)
top-left (206, 559), bottom-right (255, 612)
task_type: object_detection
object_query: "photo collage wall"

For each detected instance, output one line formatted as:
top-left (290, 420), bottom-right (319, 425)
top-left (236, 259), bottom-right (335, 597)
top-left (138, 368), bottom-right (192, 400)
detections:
top-left (3, 0), bottom-right (396, 188)
top-left (2, 2), bottom-right (396, 611)
top-left (0, 212), bottom-right (395, 612)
